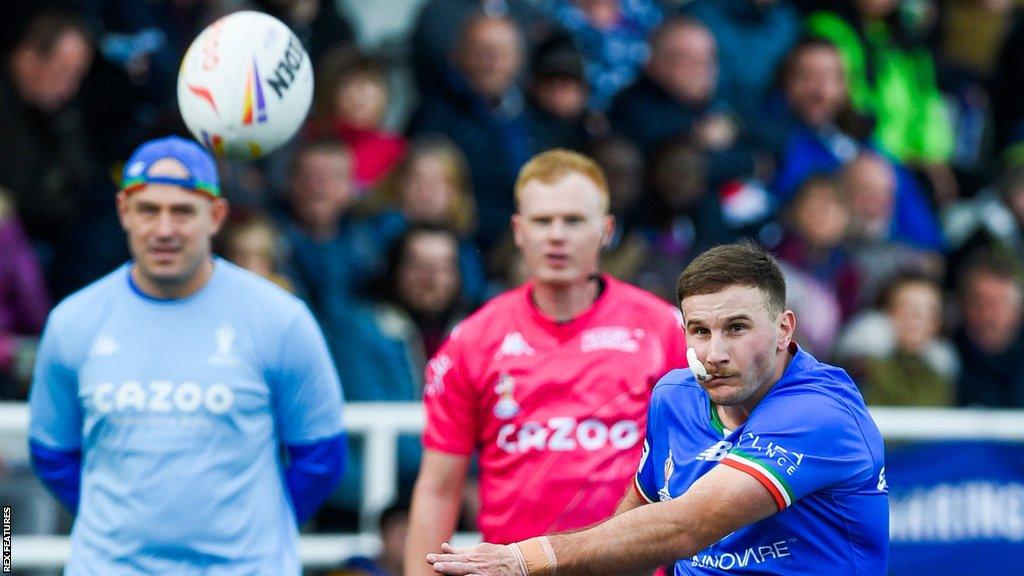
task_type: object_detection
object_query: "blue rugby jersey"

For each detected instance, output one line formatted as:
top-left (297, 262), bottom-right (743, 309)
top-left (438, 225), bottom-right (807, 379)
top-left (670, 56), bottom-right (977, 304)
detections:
top-left (29, 260), bottom-right (344, 576)
top-left (635, 344), bottom-right (888, 575)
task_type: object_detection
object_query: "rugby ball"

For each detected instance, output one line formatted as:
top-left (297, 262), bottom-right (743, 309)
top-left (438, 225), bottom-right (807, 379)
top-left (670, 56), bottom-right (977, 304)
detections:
top-left (177, 11), bottom-right (313, 159)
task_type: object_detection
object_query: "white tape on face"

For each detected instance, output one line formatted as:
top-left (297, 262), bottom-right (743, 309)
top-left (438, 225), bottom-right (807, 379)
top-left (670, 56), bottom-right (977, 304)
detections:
top-left (687, 347), bottom-right (710, 382)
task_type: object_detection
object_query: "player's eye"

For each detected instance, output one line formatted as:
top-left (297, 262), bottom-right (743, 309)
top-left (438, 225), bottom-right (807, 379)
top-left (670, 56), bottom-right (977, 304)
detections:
top-left (729, 324), bottom-right (748, 333)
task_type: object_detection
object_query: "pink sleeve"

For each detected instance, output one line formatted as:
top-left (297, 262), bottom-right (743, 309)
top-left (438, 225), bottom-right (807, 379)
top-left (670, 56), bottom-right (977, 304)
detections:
top-left (662, 306), bottom-right (688, 375)
top-left (422, 332), bottom-right (479, 456)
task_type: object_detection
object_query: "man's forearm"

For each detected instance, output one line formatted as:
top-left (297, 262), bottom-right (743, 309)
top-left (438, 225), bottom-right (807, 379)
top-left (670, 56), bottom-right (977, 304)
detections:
top-left (405, 485), bottom-right (464, 576)
top-left (525, 468), bottom-right (777, 576)
top-left (544, 496), bottom-right (702, 576)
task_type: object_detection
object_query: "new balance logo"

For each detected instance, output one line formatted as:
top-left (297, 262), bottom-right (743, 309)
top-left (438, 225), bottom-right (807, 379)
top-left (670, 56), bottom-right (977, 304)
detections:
top-left (695, 440), bottom-right (733, 462)
top-left (89, 335), bottom-right (120, 357)
top-left (496, 332), bottom-right (535, 359)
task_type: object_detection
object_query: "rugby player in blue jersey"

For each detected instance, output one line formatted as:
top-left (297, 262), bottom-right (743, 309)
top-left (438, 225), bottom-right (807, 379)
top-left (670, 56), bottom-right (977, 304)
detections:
top-left (28, 136), bottom-right (347, 575)
top-left (426, 242), bottom-right (888, 576)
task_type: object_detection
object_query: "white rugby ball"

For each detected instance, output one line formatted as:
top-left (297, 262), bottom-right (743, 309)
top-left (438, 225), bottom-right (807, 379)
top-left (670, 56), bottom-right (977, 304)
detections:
top-left (177, 11), bottom-right (313, 159)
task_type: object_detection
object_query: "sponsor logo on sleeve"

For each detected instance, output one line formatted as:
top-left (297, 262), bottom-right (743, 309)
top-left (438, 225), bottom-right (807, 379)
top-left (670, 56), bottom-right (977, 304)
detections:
top-left (424, 354), bottom-right (452, 397)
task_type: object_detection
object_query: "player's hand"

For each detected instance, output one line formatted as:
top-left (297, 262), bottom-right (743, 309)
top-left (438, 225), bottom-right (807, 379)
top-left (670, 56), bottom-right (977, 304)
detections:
top-left (427, 542), bottom-right (524, 576)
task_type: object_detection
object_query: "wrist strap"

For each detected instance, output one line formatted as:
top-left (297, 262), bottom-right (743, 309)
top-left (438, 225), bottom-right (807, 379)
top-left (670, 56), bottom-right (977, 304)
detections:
top-left (514, 536), bottom-right (558, 576)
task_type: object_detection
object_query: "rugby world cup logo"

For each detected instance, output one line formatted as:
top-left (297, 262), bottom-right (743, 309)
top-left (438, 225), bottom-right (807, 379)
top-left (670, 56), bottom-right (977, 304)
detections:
top-left (659, 450), bottom-right (675, 501)
top-left (492, 373), bottom-right (520, 419)
top-left (242, 58), bottom-right (268, 125)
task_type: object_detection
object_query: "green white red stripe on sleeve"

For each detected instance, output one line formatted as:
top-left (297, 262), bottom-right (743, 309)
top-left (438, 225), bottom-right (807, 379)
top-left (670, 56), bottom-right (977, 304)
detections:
top-left (722, 451), bottom-right (795, 511)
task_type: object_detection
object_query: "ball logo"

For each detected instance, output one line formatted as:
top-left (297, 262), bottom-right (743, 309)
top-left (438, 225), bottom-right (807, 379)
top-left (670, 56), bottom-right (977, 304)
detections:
top-left (200, 131), bottom-right (225, 157)
top-left (199, 19), bottom-right (225, 71)
top-left (92, 381), bottom-right (234, 415)
top-left (267, 36), bottom-right (305, 100)
top-left (187, 84), bottom-right (219, 115)
top-left (241, 58), bottom-right (268, 125)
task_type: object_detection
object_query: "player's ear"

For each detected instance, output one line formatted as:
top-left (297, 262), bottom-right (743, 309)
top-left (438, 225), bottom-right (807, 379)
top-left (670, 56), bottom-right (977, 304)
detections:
top-left (601, 214), bottom-right (615, 248)
top-left (776, 309), bottom-right (796, 352)
top-left (115, 191), bottom-right (130, 230)
top-left (209, 197), bottom-right (230, 234)
top-left (511, 213), bottom-right (524, 250)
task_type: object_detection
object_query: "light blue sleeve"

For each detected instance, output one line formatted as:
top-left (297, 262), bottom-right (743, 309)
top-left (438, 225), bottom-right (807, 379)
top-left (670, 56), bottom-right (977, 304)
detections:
top-left (268, 305), bottom-right (345, 444)
top-left (28, 316), bottom-right (83, 450)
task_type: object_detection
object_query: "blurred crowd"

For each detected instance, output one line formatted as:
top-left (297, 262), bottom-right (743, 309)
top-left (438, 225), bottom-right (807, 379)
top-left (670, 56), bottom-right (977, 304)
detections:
top-left (5, 0), bottom-right (1024, 547)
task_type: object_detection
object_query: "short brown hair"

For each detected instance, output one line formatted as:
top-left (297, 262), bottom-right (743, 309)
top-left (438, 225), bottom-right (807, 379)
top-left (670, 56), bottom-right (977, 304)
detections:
top-left (676, 243), bottom-right (787, 315)
top-left (8, 7), bottom-right (91, 56)
top-left (514, 149), bottom-right (609, 212)
top-left (956, 249), bottom-right (1024, 300)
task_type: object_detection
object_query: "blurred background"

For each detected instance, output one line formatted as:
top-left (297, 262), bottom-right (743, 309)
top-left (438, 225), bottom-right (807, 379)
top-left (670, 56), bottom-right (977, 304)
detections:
top-left (2, 0), bottom-right (1024, 574)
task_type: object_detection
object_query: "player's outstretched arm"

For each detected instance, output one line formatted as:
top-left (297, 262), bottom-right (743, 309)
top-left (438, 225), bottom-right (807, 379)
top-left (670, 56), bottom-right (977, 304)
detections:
top-left (406, 449), bottom-right (472, 576)
top-left (428, 464), bottom-right (778, 576)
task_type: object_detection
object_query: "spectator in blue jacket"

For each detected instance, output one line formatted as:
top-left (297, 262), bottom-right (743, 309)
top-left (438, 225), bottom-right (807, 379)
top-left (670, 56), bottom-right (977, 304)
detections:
top-left (327, 225), bottom-right (468, 525)
top-left (408, 13), bottom-right (535, 251)
top-left (542, 0), bottom-right (663, 110)
top-left (683, 0), bottom-right (800, 123)
top-left (608, 16), bottom-right (762, 182)
top-left (279, 140), bottom-right (383, 380)
top-left (770, 36), bottom-right (945, 253)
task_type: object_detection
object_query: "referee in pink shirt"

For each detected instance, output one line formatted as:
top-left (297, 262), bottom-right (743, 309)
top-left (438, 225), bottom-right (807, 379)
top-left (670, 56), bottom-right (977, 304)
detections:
top-left (405, 149), bottom-right (687, 576)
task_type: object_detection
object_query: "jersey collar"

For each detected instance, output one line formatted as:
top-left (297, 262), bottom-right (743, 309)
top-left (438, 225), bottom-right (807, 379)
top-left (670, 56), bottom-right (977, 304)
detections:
top-left (520, 274), bottom-right (614, 340)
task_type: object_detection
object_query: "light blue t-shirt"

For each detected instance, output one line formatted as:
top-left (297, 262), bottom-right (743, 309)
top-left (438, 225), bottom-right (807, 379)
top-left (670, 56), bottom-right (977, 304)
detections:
top-left (636, 344), bottom-right (888, 575)
top-left (29, 260), bottom-right (345, 575)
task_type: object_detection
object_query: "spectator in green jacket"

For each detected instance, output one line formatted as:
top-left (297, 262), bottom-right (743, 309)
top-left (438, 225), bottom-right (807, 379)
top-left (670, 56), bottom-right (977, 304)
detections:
top-left (806, 0), bottom-right (957, 202)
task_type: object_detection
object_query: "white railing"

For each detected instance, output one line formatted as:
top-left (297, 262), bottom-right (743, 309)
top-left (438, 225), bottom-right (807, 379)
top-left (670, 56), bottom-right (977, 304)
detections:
top-left (3, 402), bottom-right (1024, 569)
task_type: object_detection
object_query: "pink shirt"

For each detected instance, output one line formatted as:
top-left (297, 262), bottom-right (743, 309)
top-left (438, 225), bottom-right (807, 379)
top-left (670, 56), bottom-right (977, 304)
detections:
top-left (423, 276), bottom-right (687, 543)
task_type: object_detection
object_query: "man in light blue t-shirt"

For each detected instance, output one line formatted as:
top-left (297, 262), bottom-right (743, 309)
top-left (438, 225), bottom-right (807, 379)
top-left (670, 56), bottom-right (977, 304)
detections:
top-left (424, 243), bottom-right (888, 576)
top-left (28, 136), bottom-right (347, 575)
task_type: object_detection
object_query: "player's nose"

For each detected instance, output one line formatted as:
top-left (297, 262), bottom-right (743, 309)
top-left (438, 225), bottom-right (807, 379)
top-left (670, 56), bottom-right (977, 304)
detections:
top-left (705, 333), bottom-right (730, 366)
top-left (547, 219), bottom-right (568, 241)
top-left (153, 211), bottom-right (177, 237)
